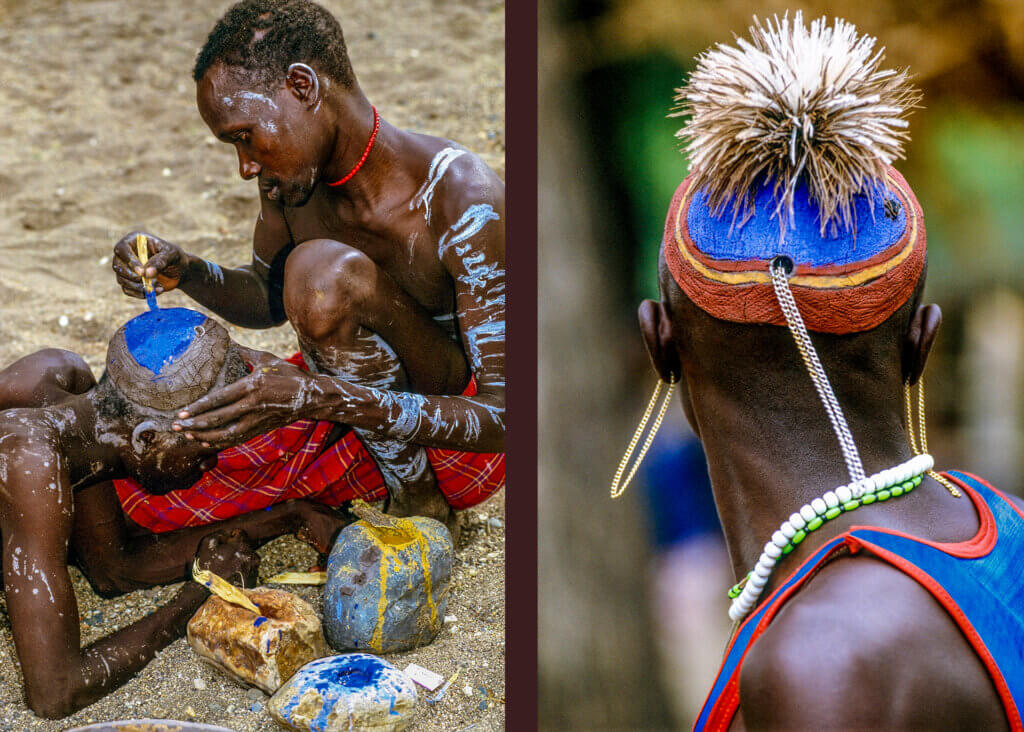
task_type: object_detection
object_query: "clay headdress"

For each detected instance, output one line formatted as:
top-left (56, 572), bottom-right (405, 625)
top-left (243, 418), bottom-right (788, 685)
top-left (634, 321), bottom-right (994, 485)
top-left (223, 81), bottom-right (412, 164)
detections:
top-left (106, 307), bottom-right (230, 412)
top-left (666, 11), bottom-right (923, 334)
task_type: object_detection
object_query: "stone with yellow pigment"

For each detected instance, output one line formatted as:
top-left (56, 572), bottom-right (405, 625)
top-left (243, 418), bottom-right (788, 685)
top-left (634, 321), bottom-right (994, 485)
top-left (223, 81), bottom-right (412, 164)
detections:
top-left (187, 587), bottom-right (330, 694)
top-left (323, 502), bottom-right (453, 653)
top-left (268, 653), bottom-right (416, 732)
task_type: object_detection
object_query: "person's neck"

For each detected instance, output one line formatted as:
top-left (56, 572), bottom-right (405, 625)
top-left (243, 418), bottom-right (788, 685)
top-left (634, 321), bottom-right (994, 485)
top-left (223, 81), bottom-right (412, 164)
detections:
top-left (321, 87), bottom-right (402, 208)
top-left (56, 393), bottom-right (126, 489)
top-left (697, 384), bottom-right (916, 580)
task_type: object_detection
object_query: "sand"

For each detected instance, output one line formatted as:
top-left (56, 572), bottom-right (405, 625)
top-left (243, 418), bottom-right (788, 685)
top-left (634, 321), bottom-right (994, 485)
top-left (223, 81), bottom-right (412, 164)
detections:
top-left (0, 0), bottom-right (504, 728)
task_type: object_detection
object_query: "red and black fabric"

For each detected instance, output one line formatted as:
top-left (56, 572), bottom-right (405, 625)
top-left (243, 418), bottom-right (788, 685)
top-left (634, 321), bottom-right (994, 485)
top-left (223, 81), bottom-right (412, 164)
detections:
top-left (114, 353), bottom-right (504, 532)
top-left (694, 471), bottom-right (1024, 731)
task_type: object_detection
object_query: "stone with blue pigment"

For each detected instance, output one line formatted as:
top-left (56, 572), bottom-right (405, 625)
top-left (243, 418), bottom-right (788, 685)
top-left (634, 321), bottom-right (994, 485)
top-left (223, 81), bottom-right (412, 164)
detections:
top-left (267, 653), bottom-right (417, 732)
top-left (323, 505), bottom-right (453, 654)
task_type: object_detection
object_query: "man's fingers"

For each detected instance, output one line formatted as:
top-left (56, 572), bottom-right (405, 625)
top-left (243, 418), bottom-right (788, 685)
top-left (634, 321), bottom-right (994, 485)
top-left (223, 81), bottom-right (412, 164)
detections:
top-left (144, 244), bottom-right (177, 277)
top-left (176, 401), bottom-right (252, 431)
top-left (177, 379), bottom-right (253, 419)
top-left (112, 259), bottom-right (143, 283)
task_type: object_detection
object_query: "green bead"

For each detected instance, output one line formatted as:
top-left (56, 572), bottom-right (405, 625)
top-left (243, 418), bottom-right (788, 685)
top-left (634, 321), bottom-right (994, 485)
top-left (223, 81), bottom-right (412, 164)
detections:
top-left (825, 507), bottom-right (842, 520)
top-left (842, 500), bottom-right (860, 511)
top-left (792, 529), bottom-right (807, 545)
top-left (914, 475), bottom-right (923, 486)
top-left (877, 489), bottom-right (891, 501)
top-left (782, 544), bottom-right (795, 554)
top-left (902, 481), bottom-right (914, 492)
top-left (862, 494), bottom-right (877, 505)
top-left (891, 486), bottom-right (903, 497)
top-left (807, 517), bottom-right (823, 531)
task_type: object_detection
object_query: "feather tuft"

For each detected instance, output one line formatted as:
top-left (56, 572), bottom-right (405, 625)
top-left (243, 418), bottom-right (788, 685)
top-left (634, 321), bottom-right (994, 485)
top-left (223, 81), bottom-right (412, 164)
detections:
top-left (672, 11), bottom-right (921, 236)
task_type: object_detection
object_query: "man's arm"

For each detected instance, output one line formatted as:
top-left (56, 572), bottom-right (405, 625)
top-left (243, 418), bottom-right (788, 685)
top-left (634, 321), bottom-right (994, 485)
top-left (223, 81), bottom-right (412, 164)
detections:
top-left (173, 179), bottom-right (506, 454)
top-left (111, 192), bottom-right (291, 329)
top-left (70, 481), bottom-right (345, 595)
top-left (0, 442), bottom-right (254, 718)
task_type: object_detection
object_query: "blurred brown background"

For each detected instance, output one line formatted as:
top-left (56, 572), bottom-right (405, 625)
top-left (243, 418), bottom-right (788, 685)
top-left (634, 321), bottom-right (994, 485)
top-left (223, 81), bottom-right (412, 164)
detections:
top-left (540, 0), bottom-right (1024, 729)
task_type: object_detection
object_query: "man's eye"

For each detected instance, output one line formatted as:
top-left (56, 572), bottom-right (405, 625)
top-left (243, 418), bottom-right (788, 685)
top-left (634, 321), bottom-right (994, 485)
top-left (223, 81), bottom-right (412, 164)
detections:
top-left (235, 132), bottom-right (250, 144)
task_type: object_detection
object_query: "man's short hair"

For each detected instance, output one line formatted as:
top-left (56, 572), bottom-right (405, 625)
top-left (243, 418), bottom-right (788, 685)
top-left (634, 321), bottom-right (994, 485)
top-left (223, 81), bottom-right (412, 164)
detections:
top-left (99, 309), bottom-right (248, 420)
top-left (193, 0), bottom-right (356, 89)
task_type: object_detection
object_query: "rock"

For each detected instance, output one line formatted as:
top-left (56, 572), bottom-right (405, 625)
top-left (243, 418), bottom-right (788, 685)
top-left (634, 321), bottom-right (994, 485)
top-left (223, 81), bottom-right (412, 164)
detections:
top-left (323, 514), bottom-right (453, 654)
top-left (193, 677), bottom-right (206, 690)
top-left (246, 687), bottom-right (265, 702)
top-left (187, 586), bottom-right (330, 694)
top-left (268, 653), bottom-right (416, 732)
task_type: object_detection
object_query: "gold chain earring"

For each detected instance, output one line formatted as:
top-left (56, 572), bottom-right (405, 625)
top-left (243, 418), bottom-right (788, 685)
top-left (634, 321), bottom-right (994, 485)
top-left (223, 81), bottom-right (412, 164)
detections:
top-left (610, 375), bottom-right (676, 499)
top-left (904, 379), bottom-right (961, 498)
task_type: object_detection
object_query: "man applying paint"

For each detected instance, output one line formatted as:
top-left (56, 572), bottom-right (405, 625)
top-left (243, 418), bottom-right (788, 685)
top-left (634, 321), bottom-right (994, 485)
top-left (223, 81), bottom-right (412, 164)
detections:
top-left (0, 311), bottom-right (344, 718)
top-left (628, 14), bottom-right (1024, 730)
top-left (111, 0), bottom-right (505, 534)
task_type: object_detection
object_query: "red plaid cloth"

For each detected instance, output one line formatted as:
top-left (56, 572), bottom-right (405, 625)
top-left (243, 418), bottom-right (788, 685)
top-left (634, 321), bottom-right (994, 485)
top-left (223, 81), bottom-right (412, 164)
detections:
top-left (114, 354), bottom-right (505, 533)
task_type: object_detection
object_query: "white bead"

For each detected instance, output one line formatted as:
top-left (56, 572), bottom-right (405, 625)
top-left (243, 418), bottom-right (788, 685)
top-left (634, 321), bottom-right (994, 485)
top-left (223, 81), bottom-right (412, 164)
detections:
top-left (800, 504), bottom-right (817, 522)
top-left (772, 530), bottom-right (788, 548)
top-left (811, 498), bottom-right (827, 515)
top-left (764, 542), bottom-right (782, 559)
top-left (729, 604), bottom-right (744, 622)
top-left (757, 555), bottom-right (776, 571)
top-left (780, 522), bottom-right (797, 539)
top-left (823, 491), bottom-right (839, 508)
top-left (922, 454), bottom-right (934, 471)
top-left (749, 574), bottom-right (766, 590)
top-left (872, 473), bottom-right (887, 491)
top-left (912, 455), bottom-right (927, 473)
top-left (881, 469), bottom-right (896, 487)
top-left (857, 477), bottom-right (875, 496)
top-left (754, 563), bottom-right (772, 579)
top-left (897, 463), bottom-right (911, 482)
top-left (788, 512), bottom-right (806, 531)
top-left (836, 485), bottom-right (853, 503)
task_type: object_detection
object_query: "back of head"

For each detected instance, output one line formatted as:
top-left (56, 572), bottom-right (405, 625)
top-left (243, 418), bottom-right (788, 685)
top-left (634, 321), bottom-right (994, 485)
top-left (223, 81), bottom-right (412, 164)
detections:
top-left (193, 0), bottom-right (355, 88)
top-left (105, 307), bottom-right (237, 412)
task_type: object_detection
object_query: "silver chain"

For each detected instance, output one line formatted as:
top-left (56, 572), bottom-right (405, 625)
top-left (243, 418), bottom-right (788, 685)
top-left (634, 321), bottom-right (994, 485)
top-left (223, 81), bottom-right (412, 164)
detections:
top-left (770, 262), bottom-right (865, 483)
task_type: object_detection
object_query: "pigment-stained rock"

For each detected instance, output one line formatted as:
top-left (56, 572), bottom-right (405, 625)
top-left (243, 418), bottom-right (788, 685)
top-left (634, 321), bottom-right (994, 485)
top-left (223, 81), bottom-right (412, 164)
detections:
top-left (187, 587), bottom-right (329, 694)
top-left (323, 514), bottom-right (453, 653)
top-left (268, 653), bottom-right (416, 732)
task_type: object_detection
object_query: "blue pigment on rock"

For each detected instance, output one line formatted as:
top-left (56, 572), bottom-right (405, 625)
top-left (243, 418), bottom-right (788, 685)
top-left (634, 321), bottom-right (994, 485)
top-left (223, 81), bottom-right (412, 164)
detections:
top-left (123, 308), bottom-right (207, 374)
top-left (145, 289), bottom-right (158, 311)
top-left (687, 178), bottom-right (906, 266)
top-left (279, 654), bottom-right (391, 730)
top-left (253, 616), bottom-right (268, 628)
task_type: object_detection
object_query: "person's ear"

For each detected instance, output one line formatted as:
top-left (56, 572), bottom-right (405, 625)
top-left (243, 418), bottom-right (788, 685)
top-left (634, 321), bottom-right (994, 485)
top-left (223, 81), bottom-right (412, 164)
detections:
top-left (638, 299), bottom-right (681, 383)
top-left (902, 303), bottom-right (941, 386)
top-left (286, 63), bottom-right (320, 107)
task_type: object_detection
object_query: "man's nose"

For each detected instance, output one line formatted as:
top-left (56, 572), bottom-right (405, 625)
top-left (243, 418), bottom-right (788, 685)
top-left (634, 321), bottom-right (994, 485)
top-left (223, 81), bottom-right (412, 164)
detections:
top-left (238, 152), bottom-right (260, 180)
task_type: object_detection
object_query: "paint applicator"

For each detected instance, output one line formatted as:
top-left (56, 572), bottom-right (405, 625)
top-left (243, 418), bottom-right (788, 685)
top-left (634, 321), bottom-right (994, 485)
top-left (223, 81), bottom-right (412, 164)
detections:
top-left (135, 233), bottom-right (159, 311)
top-left (191, 557), bottom-right (260, 614)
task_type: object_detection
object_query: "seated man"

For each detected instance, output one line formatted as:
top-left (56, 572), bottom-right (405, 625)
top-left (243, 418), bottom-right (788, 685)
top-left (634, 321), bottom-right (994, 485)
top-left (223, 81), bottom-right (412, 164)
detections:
top-left (0, 307), bottom-right (344, 718)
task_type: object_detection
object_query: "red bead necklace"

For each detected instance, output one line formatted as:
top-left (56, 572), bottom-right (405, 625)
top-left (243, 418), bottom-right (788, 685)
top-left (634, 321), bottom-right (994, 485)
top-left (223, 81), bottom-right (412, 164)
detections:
top-left (327, 106), bottom-right (379, 187)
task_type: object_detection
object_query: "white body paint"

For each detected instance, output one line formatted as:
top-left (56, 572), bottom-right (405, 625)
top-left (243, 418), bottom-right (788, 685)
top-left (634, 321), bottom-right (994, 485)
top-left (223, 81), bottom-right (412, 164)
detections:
top-left (204, 260), bottom-right (225, 286)
top-left (410, 147), bottom-right (466, 224)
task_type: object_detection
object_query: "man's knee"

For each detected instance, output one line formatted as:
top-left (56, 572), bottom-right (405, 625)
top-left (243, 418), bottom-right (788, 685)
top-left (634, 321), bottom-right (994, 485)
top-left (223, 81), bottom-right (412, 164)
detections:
top-left (283, 239), bottom-right (375, 342)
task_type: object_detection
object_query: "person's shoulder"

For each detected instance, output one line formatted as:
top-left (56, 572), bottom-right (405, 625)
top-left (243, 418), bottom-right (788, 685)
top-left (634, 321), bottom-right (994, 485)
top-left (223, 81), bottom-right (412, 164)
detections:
top-left (414, 138), bottom-right (504, 224)
top-left (739, 553), bottom-right (1003, 729)
top-left (0, 409), bottom-right (62, 492)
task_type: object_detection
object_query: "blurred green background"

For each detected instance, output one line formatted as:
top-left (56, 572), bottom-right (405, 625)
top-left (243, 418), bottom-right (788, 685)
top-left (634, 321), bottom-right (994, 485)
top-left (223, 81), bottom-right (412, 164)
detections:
top-left (540, 1), bottom-right (1024, 729)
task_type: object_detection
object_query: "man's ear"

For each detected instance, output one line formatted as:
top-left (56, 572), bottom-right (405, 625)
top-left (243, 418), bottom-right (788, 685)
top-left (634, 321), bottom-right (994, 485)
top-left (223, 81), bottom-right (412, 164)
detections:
top-left (638, 299), bottom-right (681, 383)
top-left (903, 303), bottom-right (941, 386)
top-left (286, 63), bottom-right (320, 107)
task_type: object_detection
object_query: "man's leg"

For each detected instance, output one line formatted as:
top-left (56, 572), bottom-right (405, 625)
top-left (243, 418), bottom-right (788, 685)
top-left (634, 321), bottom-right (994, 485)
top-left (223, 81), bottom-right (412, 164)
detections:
top-left (283, 239), bottom-right (467, 534)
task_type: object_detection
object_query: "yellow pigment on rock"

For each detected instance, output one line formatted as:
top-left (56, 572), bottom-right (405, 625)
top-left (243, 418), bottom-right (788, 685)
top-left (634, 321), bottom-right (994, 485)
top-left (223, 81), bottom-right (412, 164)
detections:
top-left (359, 517), bottom-right (440, 652)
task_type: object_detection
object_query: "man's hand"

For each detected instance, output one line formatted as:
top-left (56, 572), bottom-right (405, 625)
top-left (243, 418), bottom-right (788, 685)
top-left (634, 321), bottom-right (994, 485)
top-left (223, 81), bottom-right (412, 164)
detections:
top-left (293, 501), bottom-right (348, 554)
top-left (194, 528), bottom-right (260, 588)
top-left (172, 347), bottom-right (327, 449)
top-left (112, 230), bottom-right (190, 298)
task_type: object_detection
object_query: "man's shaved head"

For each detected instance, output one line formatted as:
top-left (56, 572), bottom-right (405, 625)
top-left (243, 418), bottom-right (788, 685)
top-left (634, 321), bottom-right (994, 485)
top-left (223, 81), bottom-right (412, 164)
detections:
top-left (193, 0), bottom-right (356, 89)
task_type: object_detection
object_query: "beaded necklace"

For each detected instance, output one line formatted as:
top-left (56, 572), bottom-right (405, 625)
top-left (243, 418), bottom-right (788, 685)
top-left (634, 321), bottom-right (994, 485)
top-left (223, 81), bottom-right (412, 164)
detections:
top-left (327, 106), bottom-right (379, 188)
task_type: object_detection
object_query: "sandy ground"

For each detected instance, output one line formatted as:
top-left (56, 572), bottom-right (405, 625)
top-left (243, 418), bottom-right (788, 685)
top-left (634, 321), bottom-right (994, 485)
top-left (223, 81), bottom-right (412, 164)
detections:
top-left (0, 0), bottom-right (505, 729)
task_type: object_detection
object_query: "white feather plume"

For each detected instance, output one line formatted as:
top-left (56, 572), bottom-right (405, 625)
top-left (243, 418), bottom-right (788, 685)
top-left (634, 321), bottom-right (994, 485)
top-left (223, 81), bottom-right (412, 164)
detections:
top-left (673, 12), bottom-right (920, 235)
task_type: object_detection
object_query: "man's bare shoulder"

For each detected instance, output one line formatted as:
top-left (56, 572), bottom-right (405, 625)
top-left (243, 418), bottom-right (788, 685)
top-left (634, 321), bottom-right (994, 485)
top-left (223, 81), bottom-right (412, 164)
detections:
top-left (738, 554), bottom-right (1007, 730)
top-left (409, 136), bottom-right (504, 231)
top-left (0, 410), bottom-right (64, 505)
top-left (0, 349), bottom-right (95, 409)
